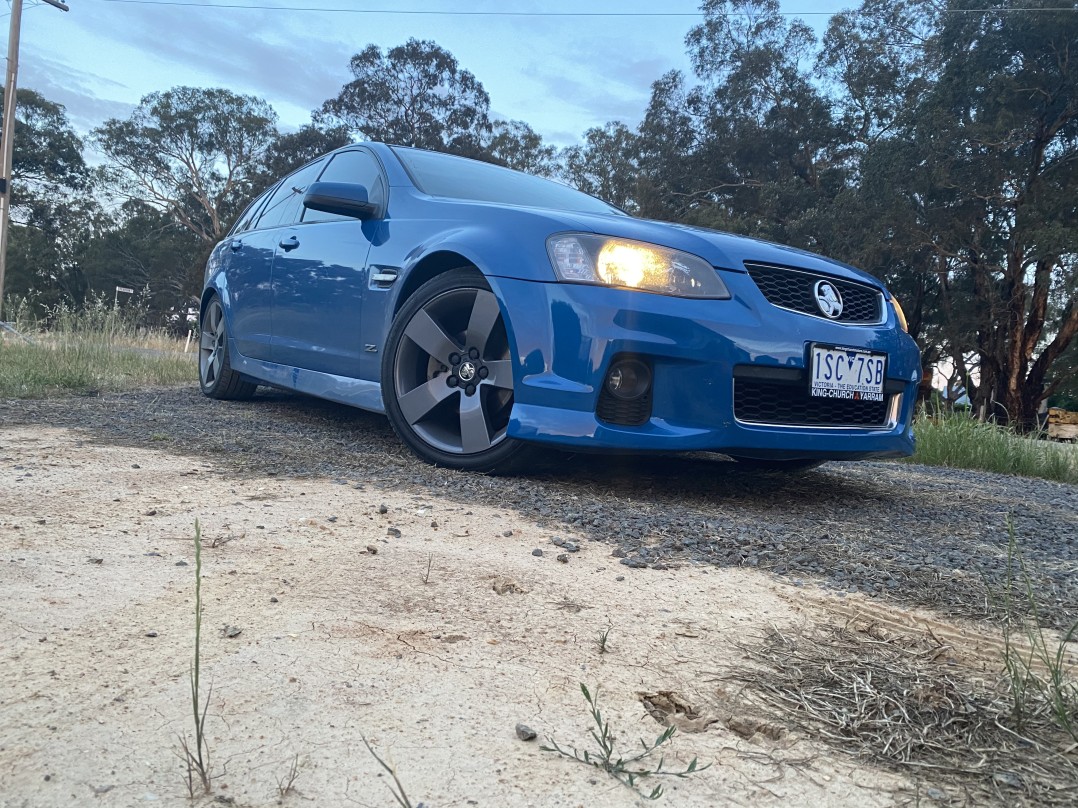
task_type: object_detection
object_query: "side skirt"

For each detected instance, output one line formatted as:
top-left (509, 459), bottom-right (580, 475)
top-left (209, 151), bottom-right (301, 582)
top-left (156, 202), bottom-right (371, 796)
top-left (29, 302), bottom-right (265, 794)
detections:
top-left (231, 352), bottom-right (386, 414)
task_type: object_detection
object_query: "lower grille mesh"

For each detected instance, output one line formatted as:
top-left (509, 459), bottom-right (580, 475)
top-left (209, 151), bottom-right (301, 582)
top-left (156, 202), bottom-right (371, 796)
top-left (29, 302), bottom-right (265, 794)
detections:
top-left (596, 386), bottom-right (652, 426)
top-left (734, 378), bottom-right (891, 427)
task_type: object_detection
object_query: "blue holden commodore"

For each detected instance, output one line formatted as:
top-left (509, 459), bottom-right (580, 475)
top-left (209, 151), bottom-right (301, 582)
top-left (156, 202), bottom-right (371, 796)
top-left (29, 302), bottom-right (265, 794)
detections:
top-left (199, 143), bottom-right (921, 473)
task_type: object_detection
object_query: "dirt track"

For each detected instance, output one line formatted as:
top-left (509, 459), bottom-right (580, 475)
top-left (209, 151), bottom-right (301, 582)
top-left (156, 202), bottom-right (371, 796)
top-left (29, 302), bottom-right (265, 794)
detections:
top-left (1, 388), bottom-right (1076, 807)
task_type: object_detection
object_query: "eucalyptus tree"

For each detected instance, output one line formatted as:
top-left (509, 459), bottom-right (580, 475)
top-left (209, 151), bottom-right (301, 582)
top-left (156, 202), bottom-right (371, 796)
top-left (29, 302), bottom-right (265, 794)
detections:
top-left (94, 86), bottom-right (278, 246)
top-left (317, 39), bottom-right (493, 158)
top-left (488, 120), bottom-right (558, 176)
top-left (1, 88), bottom-right (94, 311)
top-left (903, 0), bottom-right (1078, 425)
top-left (560, 122), bottom-right (642, 212)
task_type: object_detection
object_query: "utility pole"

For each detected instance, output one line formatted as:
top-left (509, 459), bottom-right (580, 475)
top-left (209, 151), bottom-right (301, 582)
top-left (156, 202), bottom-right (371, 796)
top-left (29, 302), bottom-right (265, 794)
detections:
top-left (0, 0), bottom-right (70, 322)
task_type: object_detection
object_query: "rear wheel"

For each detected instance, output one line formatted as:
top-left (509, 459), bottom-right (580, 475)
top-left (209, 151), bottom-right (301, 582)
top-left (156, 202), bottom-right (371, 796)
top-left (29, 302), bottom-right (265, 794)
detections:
top-left (382, 269), bottom-right (534, 472)
top-left (199, 296), bottom-right (257, 400)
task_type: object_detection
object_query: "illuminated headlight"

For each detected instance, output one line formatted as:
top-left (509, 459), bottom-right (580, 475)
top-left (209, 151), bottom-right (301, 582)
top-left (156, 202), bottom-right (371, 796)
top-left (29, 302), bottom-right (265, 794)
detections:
top-left (547, 234), bottom-right (730, 299)
top-left (891, 296), bottom-right (909, 332)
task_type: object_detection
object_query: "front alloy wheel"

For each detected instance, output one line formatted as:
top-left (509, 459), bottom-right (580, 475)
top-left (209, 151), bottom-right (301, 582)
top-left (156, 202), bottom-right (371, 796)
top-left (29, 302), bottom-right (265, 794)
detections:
top-left (383, 269), bottom-right (532, 472)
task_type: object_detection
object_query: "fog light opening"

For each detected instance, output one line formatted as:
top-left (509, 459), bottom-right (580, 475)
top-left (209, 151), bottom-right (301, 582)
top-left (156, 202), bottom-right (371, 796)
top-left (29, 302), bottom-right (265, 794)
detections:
top-left (605, 358), bottom-right (652, 401)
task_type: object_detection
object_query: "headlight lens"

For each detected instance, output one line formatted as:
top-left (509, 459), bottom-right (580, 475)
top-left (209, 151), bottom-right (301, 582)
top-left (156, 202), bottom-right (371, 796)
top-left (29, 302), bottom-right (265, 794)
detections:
top-left (547, 234), bottom-right (730, 298)
top-left (891, 296), bottom-right (909, 332)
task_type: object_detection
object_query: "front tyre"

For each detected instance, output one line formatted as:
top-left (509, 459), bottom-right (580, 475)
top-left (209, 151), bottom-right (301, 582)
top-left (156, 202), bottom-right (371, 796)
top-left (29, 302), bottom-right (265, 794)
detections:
top-left (382, 269), bottom-right (534, 473)
top-left (199, 296), bottom-right (257, 400)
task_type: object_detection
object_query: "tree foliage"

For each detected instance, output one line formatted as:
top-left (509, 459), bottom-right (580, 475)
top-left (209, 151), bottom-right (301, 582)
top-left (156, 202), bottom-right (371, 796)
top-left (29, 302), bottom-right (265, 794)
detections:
top-left (488, 120), bottom-right (558, 176)
top-left (1, 89), bottom-right (95, 313)
top-left (93, 86), bottom-right (278, 245)
top-left (316, 38), bottom-right (492, 157)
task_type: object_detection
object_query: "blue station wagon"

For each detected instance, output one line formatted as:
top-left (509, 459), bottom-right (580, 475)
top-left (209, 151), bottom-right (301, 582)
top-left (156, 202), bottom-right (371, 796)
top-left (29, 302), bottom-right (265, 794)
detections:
top-left (199, 143), bottom-right (921, 472)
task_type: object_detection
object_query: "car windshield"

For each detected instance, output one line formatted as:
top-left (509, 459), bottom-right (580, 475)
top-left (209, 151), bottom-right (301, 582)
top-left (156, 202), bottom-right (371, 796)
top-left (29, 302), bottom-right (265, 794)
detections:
top-left (390, 146), bottom-right (625, 216)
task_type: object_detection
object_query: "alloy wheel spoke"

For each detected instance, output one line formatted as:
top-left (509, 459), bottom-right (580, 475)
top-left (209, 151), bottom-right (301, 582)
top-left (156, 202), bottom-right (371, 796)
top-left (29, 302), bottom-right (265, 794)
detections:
top-left (208, 350), bottom-right (220, 382)
top-left (405, 309), bottom-right (460, 365)
top-left (458, 392), bottom-right (492, 453)
top-left (200, 330), bottom-right (215, 350)
top-left (482, 360), bottom-right (513, 390)
top-left (398, 377), bottom-right (457, 425)
top-left (465, 290), bottom-right (501, 355)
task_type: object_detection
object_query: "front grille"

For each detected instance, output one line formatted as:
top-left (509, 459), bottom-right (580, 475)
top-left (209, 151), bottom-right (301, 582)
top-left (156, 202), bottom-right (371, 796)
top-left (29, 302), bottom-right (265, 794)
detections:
top-left (596, 386), bottom-right (652, 426)
top-left (745, 263), bottom-right (883, 324)
top-left (734, 377), bottom-right (892, 427)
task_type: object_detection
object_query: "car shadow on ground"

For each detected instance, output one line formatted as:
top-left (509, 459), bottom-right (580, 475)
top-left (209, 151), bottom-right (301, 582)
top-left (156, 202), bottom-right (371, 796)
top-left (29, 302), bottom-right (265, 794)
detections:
top-left (14, 385), bottom-right (1076, 628)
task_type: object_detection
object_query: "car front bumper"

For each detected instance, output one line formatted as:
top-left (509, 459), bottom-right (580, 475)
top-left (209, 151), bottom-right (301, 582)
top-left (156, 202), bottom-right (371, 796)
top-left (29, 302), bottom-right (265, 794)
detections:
top-left (492, 274), bottom-right (921, 460)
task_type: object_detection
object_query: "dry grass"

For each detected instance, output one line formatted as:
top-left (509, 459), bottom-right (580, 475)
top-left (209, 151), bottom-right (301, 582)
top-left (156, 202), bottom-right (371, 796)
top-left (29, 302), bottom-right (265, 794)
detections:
top-left (0, 295), bottom-right (194, 398)
top-left (735, 621), bottom-right (1078, 806)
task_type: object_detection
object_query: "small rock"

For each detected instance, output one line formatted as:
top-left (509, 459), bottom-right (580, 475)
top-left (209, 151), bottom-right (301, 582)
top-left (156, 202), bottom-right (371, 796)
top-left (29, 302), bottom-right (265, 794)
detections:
top-left (327, 516), bottom-right (338, 523)
top-left (515, 723), bottom-right (538, 741)
top-left (502, 530), bottom-right (513, 537)
top-left (221, 625), bottom-right (242, 638)
top-left (143, 509), bottom-right (158, 517)
top-left (551, 537), bottom-right (567, 547)
top-left (131, 464), bottom-right (140, 469)
top-left (564, 542), bottom-right (579, 553)
top-left (926, 787), bottom-right (947, 801)
top-left (86, 557), bottom-right (103, 565)
top-left (378, 504), bottom-right (388, 514)
top-left (366, 545), bottom-right (378, 555)
top-left (615, 575), bottom-right (625, 581)
top-left (531, 548), bottom-right (543, 557)
top-left (992, 771), bottom-right (1022, 789)
top-left (493, 577), bottom-right (526, 595)
top-left (387, 527), bottom-right (401, 538)
top-left (620, 558), bottom-right (648, 569)
top-left (431, 520), bottom-right (438, 528)
top-left (269, 597), bottom-right (278, 603)
top-left (556, 553), bottom-right (569, 563)
top-left (145, 631), bottom-right (158, 638)
top-left (175, 560), bottom-right (188, 567)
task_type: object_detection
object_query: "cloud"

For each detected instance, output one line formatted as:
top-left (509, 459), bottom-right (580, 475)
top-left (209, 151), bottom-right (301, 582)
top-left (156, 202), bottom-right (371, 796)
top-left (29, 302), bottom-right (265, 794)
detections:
top-left (19, 52), bottom-right (135, 134)
top-left (20, 0), bottom-right (695, 148)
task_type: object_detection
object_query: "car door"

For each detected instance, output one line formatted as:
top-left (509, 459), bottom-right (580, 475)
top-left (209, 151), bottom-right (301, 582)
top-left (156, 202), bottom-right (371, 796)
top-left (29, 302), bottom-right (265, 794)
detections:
top-left (270, 148), bottom-right (386, 378)
top-left (218, 188), bottom-right (276, 361)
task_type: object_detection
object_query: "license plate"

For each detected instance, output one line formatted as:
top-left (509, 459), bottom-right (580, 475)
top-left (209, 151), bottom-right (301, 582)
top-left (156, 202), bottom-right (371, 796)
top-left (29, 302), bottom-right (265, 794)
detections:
top-left (810, 345), bottom-right (887, 402)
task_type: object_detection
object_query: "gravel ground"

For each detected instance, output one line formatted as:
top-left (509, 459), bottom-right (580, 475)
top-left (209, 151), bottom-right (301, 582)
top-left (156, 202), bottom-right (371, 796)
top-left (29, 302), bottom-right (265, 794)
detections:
top-left (4, 385), bottom-right (1076, 629)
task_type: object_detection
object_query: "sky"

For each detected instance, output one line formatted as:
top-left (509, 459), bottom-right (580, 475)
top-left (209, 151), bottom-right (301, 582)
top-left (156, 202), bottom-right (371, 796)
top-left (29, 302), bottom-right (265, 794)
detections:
top-left (17, 0), bottom-right (849, 149)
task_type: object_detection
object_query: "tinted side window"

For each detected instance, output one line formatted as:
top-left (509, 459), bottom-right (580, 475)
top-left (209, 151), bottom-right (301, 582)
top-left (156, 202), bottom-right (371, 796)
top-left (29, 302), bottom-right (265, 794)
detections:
top-left (303, 150), bottom-right (386, 223)
top-left (255, 159), bottom-right (326, 230)
top-left (231, 188), bottom-right (272, 235)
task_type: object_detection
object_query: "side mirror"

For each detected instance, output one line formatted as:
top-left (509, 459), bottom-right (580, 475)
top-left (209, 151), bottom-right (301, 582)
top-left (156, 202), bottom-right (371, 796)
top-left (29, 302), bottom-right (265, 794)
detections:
top-left (303, 182), bottom-right (378, 220)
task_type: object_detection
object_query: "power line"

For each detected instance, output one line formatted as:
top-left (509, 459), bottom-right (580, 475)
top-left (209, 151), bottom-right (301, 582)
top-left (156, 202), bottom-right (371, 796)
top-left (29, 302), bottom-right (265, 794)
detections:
top-left (93, 1), bottom-right (1078, 17)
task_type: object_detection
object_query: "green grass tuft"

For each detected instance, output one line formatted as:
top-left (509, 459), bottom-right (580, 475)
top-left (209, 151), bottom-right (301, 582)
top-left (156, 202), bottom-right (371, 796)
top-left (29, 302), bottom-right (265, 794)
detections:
top-left (908, 411), bottom-right (1078, 484)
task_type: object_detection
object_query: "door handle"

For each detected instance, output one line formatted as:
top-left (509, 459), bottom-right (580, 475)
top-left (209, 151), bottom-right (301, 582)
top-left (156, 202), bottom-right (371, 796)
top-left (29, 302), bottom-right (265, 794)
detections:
top-left (229, 240), bottom-right (243, 252)
top-left (278, 235), bottom-right (300, 251)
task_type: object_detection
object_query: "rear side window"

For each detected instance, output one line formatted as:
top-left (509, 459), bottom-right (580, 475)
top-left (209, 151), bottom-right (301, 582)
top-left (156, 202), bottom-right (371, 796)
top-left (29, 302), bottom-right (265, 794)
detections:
top-left (231, 189), bottom-right (272, 234)
top-left (256, 159), bottom-right (326, 230)
top-left (303, 149), bottom-right (386, 223)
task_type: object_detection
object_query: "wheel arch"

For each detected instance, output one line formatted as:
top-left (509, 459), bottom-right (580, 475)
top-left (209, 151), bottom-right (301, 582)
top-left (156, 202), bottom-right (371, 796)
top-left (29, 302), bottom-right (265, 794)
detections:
top-left (393, 250), bottom-right (485, 316)
top-left (199, 278), bottom-right (237, 333)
